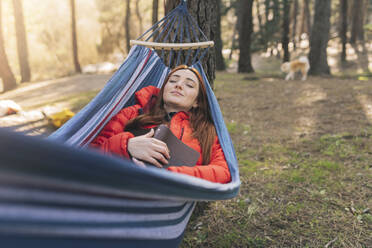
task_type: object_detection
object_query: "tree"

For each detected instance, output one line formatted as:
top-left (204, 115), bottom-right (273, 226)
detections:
top-left (125, 0), bottom-right (131, 53)
top-left (0, 0), bottom-right (17, 91)
top-left (291, 0), bottom-right (299, 50)
top-left (350, 0), bottom-right (369, 72)
top-left (255, 0), bottom-right (264, 46)
top-left (12, 0), bottom-right (31, 82)
top-left (308, 0), bottom-right (331, 75)
top-left (70, 0), bottom-right (81, 73)
top-left (282, 0), bottom-right (290, 62)
top-left (339, 0), bottom-right (348, 64)
top-left (350, 0), bottom-right (364, 44)
top-left (135, 0), bottom-right (143, 35)
top-left (215, 0), bottom-right (226, 71)
top-left (238, 0), bottom-right (254, 73)
top-left (300, 0), bottom-right (311, 36)
top-left (165, 0), bottom-right (219, 86)
top-left (152, 0), bottom-right (159, 25)
top-left (266, 0), bottom-right (281, 51)
top-left (229, 15), bottom-right (238, 60)
top-left (95, 0), bottom-right (126, 56)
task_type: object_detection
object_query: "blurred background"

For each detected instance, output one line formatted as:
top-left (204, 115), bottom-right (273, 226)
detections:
top-left (1, 0), bottom-right (371, 89)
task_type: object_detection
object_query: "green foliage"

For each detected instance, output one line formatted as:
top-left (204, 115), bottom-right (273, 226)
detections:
top-left (252, 0), bottom-right (283, 52)
top-left (364, 24), bottom-right (372, 32)
top-left (95, 0), bottom-right (126, 56)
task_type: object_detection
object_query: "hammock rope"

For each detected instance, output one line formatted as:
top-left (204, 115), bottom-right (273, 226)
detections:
top-left (0, 1), bottom-right (240, 247)
top-left (130, 1), bottom-right (213, 67)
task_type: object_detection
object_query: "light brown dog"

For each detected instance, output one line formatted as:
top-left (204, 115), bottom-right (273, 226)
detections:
top-left (281, 56), bottom-right (310, 81)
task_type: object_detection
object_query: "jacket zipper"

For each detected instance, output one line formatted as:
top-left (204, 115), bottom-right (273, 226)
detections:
top-left (179, 127), bottom-right (184, 140)
top-left (168, 112), bottom-right (184, 140)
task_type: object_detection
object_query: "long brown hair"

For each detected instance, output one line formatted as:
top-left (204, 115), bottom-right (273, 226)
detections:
top-left (125, 65), bottom-right (216, 164)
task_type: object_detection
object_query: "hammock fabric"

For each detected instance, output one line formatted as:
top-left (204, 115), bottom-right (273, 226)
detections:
top-left (0, 2), bottom-right (240, 247)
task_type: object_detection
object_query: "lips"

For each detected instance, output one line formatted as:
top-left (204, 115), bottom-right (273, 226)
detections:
top-left (171, 91), bottom-right (183, 96)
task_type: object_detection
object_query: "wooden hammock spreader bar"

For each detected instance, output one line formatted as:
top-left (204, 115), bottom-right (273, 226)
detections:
top-left (130, 40), bottom-right (214, 50)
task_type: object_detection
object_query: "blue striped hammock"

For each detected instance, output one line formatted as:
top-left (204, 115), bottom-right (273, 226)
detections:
top-left (0, 2), bottom-right (240, 247)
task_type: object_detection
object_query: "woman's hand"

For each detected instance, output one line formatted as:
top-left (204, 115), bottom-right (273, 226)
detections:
top-left (132, 157), bottom-right (146, 167)
top-left (127, 129), bottom-right (170, 168)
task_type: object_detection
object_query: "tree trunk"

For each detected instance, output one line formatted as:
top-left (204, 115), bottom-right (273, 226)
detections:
top-left (0, 0), bottom-right (17, 91)
top-left (125, 0), bottom-right (131, 53)
top-left (70, 0), bottom-right (81, 73)
top-left (152, 0), bottom-right (159, 25)
top-left (350, 0), bottom-right (364, 44)
top-left (309, 0), bottom-right (331, 75)
top-left (238, 0), bottom-right (254, 73)
top-left (282, 0), bottom-right (290, 62)
top-left (229, 18), bottom-right (238, 60)
top-left (255, 0), bottom-right (266, 50)
top-left (165, 0), bottom-right (218, 86)
top-left (264, 0), bottom-right (269, 24)
top-left (12, 0), bottom-right (30, 82)
top-left (291, 0), bottom-right (298, 50)
top-left (215, 0), bottom-right (225, 71)
top-left (300, 0), bottom-right (311, 35)
top-left (340, 0), bottom-right (347, 64)
top-left (135, 0), bottom-right (143, 35)
top-left (350, 0), bottom-right (369, 72)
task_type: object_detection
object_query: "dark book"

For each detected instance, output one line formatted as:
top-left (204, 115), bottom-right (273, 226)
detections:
top-left (153, 124), bottom-right (199, 168)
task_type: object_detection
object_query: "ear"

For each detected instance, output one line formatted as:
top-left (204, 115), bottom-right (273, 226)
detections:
top-left (192, 101), bottom-right (198, 108)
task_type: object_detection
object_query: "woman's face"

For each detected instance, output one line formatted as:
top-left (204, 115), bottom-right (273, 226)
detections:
top-left (163, 69), bottom-right (200, 113)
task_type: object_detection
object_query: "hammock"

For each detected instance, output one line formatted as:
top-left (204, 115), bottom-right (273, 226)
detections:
top-left (0, 1), bottom-right (240, 247)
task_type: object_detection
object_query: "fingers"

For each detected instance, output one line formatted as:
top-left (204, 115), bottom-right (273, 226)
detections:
top-left (132, 157), bottom-right (146, 167)
top-left (133, 155), bottom-right (163, 168)
top-left (147, 157), bottom-right (164, 168)
top-left (144, 128), bottom-right (154, 137)
top-left (151, 139), bottom-right (170, 159)
top-left (150, 150), bottom-right (168, 165)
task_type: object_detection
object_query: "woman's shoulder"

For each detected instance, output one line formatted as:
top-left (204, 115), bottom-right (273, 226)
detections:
top-left (135, 86), bottom-right (160, 107)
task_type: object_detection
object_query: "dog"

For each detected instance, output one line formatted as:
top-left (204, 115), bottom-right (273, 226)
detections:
top-left (281, 56), bottom-right (310, 81)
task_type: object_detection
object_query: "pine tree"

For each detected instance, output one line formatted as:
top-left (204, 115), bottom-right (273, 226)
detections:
top-left (12, 0), bottom-right (31, 82)
top-left (0, 0), bottom-right (17, 91)
top-left (309, 0), bottom-right (331, 75)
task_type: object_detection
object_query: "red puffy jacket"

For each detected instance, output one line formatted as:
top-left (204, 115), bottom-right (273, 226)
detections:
top-left (90, 86), bottom-right (231, 183)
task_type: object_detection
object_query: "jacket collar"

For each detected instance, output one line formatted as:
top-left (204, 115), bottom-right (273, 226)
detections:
top-left (166, 111), bottom-right (189, 121)
top-left (135, 86), bottom-right (160, 108)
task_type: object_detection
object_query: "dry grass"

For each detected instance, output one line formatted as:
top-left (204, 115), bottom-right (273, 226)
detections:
top-left (181, 72), bottom-right (372, 248)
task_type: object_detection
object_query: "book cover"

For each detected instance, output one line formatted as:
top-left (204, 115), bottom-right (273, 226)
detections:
top-left (154, 124), bottom-right (199, 168)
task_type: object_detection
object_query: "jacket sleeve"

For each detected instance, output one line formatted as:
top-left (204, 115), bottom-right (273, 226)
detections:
top-left (90, 105), bottom-right (139, 158)
top-left (166, 137), bottom-right (231, 184)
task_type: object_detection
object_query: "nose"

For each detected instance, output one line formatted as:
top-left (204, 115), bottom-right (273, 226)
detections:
top-left (175, 81), bottom-right (183, 89)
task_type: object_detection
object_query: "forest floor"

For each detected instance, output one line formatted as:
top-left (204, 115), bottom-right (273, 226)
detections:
top-left (181, 72), bottom-right (372, 248)
top-left (0, 63), bottom-right (371, 247)
top-left (0, 73), bottom-right (110, 136)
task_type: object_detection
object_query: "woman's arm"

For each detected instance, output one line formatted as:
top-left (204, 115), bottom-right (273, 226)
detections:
top-left (91, 106), bottom-right (169, 164)
top-left (90, 106), bottom-right (139, 158)
top-left (166, 137), bottom-right (231, 183)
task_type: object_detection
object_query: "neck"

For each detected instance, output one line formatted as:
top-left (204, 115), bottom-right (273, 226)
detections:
top-left (163, 103), bottom-right (188, 114)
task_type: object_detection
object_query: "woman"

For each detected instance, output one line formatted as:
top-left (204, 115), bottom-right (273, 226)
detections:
top-left (91, 65), bottom-right (231, 183)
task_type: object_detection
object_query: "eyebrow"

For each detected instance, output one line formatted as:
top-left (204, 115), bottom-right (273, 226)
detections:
top-left (170, 75), bottom-right (196, 84)
top-left (186, 77), bottom-right (196, 84)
